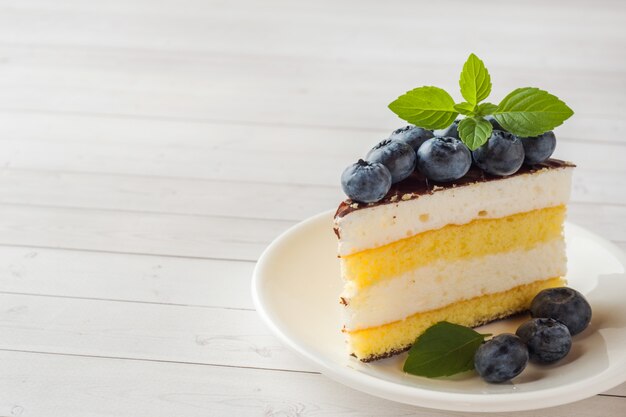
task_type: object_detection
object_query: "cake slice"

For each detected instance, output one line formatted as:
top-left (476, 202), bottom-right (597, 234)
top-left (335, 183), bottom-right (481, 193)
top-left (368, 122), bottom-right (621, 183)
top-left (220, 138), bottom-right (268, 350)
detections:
top-left (334, 159), bottom-right (574, 362)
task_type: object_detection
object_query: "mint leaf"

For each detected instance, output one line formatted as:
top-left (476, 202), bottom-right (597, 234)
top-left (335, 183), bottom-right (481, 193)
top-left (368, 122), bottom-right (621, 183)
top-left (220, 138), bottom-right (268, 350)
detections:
top-left (493, 87), bottom-right (574, 137)
top-left (458, 117), bottom-right (493, 150)
top-left (389, 86), bottom-right (458, 130)
top-left (475, 102), bottom-right (498, 116)
top-left (403, 322), bottom-right (489, 378)
top-left (459, 53), bottom-right (491, 105)
top-left (454, 102), bottom-right (475, 115)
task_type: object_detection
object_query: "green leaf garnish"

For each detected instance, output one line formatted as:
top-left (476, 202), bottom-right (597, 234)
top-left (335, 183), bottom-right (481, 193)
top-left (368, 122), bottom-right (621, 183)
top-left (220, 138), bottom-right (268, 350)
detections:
top-left (457, 117), bottom-right (493, 150)
top-left (475, 102), bottom-right (498, 117)
top-left (454, 102), bottom-right (475, 115)
top-left (403, 321), bottom-right (490, 378)
top-left (459, 53), bottom-right (492, 105)
top-left (388, 86), bottom-right (458, 130)
top-left (493, 87), bottom-right (574, 137)
top-left (388, 54), bottom-right (574, 149)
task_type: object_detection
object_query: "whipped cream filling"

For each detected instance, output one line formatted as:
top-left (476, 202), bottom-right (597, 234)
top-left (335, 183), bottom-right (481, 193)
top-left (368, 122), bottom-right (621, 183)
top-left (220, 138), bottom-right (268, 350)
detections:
top-left (342, 240), bottom-right (567, 331)
top-left (335, 167), bottom-right (573, 257)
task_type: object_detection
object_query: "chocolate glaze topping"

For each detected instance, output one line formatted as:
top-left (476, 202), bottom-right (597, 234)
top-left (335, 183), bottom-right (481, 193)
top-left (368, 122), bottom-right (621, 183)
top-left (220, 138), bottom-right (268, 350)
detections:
top-left (334, 158), bottom-right (575, 219)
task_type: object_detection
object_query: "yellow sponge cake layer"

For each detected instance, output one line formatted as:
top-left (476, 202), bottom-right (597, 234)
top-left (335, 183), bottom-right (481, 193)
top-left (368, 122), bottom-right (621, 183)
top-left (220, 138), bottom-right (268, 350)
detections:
top-left (346, 276), bottom-right (566, 362)
top-left (343, 240), bottom-right (567, 331)
top-left (342, 205), bottom-right (565, 289)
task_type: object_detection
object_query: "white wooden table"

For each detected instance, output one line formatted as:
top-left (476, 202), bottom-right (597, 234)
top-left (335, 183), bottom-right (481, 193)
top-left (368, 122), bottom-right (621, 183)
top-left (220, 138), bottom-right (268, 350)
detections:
top-left (0, 1), bottom-right (624, 416)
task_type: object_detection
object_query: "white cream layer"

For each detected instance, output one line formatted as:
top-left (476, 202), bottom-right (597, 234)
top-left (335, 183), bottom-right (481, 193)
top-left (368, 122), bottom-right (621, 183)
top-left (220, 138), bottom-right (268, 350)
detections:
top-left (342, 240), bottom-right (566, 331)
top-left (335, 167), bottom-right (573, 256)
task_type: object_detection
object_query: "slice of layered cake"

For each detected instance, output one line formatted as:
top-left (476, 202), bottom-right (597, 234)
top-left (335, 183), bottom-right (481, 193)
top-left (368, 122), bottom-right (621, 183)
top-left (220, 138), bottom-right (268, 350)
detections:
top-left (335, 160), bottom-right (574, 361)
top-left (335, 53), bottom-right (575, 362)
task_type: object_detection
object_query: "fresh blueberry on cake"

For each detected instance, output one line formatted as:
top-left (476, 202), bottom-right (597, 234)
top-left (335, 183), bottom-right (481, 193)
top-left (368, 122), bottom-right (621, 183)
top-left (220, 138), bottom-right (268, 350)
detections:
top-left (366, 139), bottom-right (416, 183)
top-left (389, 125), bottom-right (434, 152)
top-left (416, 137), bottom-right (472, 182)
top-left (472, 130), bottom-right (525, 176)
top-left (334, 53), bottom-right (575, 362)
top-left (520, 131), bottom-right (557, 165)
top-left (433, 118), bottom-right (461, 139)
top-left (340, 159), bottom-right (392, 204)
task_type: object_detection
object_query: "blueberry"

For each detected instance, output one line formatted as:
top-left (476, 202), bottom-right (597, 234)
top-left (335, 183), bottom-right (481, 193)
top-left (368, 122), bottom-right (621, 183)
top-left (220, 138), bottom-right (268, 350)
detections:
top-left (516, 318), bottom-right (572, 363)
top-left (416, 137), bottom-right (472, 182)
top-left (520, 131), bottom-right (557, 165)
top-left (389, 126), bottom-right (434, 152)
top-left (485, 115), bottom-right (504, 131)
top-left (366, 139), bottom-right (416, 183)
top-left (341, 159), bottom-right (392, 203)
top-left (474, 334), bottom-right (529, 383)
top-left (434, 119), bottom-right (460, 139)
top-left (530, 287), bottom-right (592, 336)
top-left (472, 130), bottom-right (525, 176)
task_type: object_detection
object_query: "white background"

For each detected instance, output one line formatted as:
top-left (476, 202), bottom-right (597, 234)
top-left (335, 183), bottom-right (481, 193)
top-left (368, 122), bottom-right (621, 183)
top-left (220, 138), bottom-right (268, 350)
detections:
top-left (0, 0), bottom-right (624, 416)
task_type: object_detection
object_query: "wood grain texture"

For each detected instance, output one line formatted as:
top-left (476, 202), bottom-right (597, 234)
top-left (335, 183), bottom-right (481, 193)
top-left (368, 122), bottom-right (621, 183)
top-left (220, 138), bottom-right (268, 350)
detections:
top-left (0, 0), bottom-right (623, 149)
top-left (0, 292), bottom-right (316, 373)
top-left (0, 1), bottom-right (623, 133)
top-left (0, 0), bottom-right (624, 415)
top-left (0, 112), bottom-right (624, 188)
top-left (2, 350), bottom-right (623, 417)
top-left (0, 246), bottom-right (255, 308)
top-left (0, 204), bottom-right (293, 261)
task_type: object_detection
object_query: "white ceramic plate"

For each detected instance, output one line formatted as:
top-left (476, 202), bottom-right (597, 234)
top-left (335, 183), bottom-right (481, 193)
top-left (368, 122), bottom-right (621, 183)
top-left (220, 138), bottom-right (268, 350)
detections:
top-left (252, 211), bottom-right (626, 412)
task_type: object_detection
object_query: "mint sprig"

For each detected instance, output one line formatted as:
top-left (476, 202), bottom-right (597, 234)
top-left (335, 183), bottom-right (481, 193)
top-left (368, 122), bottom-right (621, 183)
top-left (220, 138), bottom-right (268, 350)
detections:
top-left (458, 117), bottom-right (493, 151)
top-left (493, 87), bottom-right (575, 137)
top-left (453, 102), bottom-right (475, 116)
top-left (459, 53), bottom-right (491, 105)
top-left (403, 321), bottom-right (490, 378)
top-left (387, 86), bottom-right (458, 130)
top-left (388, 54), bottom-right (574, 150)
top-left (475, 102), bottom-right (498, 117)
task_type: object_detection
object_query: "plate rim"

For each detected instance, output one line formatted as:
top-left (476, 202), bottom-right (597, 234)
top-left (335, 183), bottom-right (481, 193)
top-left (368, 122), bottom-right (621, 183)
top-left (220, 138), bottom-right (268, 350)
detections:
top-left (252, 210), bottom-right (626, 412)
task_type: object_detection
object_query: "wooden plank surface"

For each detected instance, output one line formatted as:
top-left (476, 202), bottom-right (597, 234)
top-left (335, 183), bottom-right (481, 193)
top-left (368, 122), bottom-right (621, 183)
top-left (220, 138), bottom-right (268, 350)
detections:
top-left (0, 292), bottom-right (315, 373)
top-left (0, 246), bottom-right (255, 308)
top-left (3, 350), bottom-right (624, 417)
top-left (0, 0), bottom-right (624, 415)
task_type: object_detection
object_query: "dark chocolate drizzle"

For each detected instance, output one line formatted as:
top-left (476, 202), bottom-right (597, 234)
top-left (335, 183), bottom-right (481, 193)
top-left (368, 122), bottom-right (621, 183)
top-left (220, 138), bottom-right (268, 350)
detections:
top-left (335, 158), bottom-right (575, 219)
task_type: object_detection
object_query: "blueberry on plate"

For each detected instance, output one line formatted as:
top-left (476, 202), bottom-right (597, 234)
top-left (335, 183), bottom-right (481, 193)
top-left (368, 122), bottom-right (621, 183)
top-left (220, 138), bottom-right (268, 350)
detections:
top-left (474, 334), bottom-right (529, 383)
top-left (389, 125), bottom-right (434, 152)
top-left (520, 131), bottom-right (557, 165)
top-left (416, 137), bottom-right (472, 182)
top-left (485, 115), bottom-right (504, 131)
top-left (433, 119), bottom-right (461, 139)
top-left (366, 139), bottom-right (416, 183)
top-left (516, 318), bottom-right (572, 363)
top-left (472, 130), bottom-right (525, 176)
top-left (530, 287), bottom-right (592, 336)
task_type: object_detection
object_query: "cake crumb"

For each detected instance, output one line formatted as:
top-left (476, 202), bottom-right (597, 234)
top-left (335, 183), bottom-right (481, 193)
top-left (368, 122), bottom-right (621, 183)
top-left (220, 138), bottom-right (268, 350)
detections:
top-left (350, 203), bottom-right (359, 209)
top-left (390, 195), bottom-right (399, 202)
top-left (432, 185), bottom-right (444, 191)
top-left (401, 193), bottom-right (413, 201)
